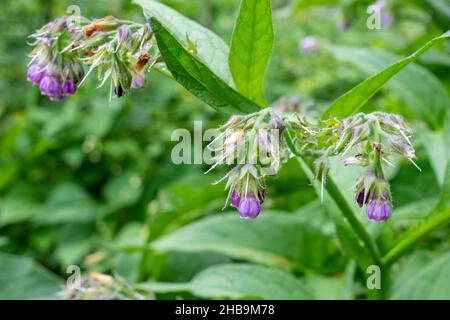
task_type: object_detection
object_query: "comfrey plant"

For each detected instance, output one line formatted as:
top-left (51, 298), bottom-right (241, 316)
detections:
top-left (26, 3), bottom-right (447, 224)
top-left (26, 0), bottom-right (450, 300)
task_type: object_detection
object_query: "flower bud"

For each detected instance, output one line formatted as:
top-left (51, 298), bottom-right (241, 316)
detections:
top-left (230, 190), bottom-right (240, 208)
top-left (366, 196), bottom-right (391, 221)
top-left (116, 25), bottom-right (132, 46)
top-left (40, 75), bottom-right (63, 100)
top-left (27, 64), bottom-right (46, 85)
top-left (237, 192), bottom-right (261, 219)
top-left (388, 135), bottom-right (415, 159)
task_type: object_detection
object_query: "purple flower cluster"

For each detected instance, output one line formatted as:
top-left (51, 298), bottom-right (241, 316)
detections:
top-left (230, 189), bottom-right (265, 219)
top-left (27, 64), bottom-right (78, 101)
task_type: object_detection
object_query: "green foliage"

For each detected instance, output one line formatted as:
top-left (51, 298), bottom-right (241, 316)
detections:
top-left (134, 0), bottom-right (232, 83)
top-left (321, 32), bottom-right (450, 123)
top-left (144, 263), bottom-right (314, 299)
top-left (1, 0), bottom-right (450, 301)
top-left (149, 208), bottom-right (345, 273)
top-left (150, 18), bottom-right (261, 114)
top-left (0, 253), bottom-right (62, 299)
top-left (229, 0), bottom-right (274, 106)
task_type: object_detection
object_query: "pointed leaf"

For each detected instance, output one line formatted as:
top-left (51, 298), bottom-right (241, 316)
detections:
top-left (150, 18), bottom-right (260, 115)
top-left (229, 0), bottom-right (273, 106)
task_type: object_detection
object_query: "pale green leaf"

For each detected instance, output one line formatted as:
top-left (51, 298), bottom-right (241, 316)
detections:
top-left (391, 252), bottom-right (450, 299)
top-left (143, 263), bottom-right (314, 299)
top-left (149, 210), bottom-right (343, 273)
top-left (321, 31), bottom-right (450, 123)
top-left (229, 0), bottom-right (273, 106)
top-left (0, 253), bottom-right (62, 299)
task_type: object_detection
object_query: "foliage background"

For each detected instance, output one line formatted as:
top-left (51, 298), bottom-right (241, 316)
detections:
top-left (0, 0), bottom-right (449, 299)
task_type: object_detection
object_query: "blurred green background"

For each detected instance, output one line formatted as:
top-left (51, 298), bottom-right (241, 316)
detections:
top-left (0, 0), bottom-right (449, 299)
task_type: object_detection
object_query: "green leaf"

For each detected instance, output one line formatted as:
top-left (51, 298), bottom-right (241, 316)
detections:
top-left (133, 0), bottom-right (232, 83)
top-left (103, 170), bottom-right (143, 209)
top-left (143, 263), bottom-right (313, 299)
top-left (321, 31), bottom-right (450, 123)
top-left (0, 253), bottom-right (62, 299)
top-left (150, 18), bottom-right (260, 115)
top-left (0, 186), bottom-right (40, 227)
top-left (391, 252), bottom-right (450, 299)
top-left (33, 183), bottom-right (98, 225)
top-left (296, 0), bottom-right (342, 9)
top-left (327, 45), bottom-right (450, 128)
top-left (148, 209), bottom-right (343, 273)
top-left (427, 0), bottom-right (450, 20)
top-left (229, 0), bottom-right (273, 106)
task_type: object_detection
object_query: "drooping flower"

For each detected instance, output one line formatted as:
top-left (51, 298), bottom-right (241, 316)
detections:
top-left (366, 194), bottom-right (392, 221)
top-left (27, 64), bottom-right (46, 85)
top-left (356, 191), bottom-right (366, 208)
top-left (40, 75), bottom-right (63, 101)
top-left (237, 192), bottom-right (261, 219)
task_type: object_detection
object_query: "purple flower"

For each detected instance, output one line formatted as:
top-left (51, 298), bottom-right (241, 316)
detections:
top-left (237, 193), bottom-right (261, 219)
top-left (357, 191), bottom-right (365, 208)
top-left (62, 79), bottom-right (76, 96)
top-left (27, 64), bottom-right (46, 85)
top-left (366, 199), bottom-right (391, 221)
top-left (230, 190), bottom-right (240, 208)
top-left (40, 75), bottom-right (63, 100)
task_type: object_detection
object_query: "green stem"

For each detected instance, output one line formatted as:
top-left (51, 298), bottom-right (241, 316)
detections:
top-left (382, 206), bottom-right (450, 267)
top-left (284, 130), bottom-right (382, 266)
top-left (284, 130), bottom-right (387, 298)
top-left (326, 177), bottom-right (382, 266)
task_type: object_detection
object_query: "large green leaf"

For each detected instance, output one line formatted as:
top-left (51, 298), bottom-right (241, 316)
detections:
top-left (391, 252), bottom-right (450, 299)
top-left (143, 263), bottom-right (313, 299)
top-left (33, 183), bottom-right (98, 225)
top-left (150, 18), bottom-right (260, 115)
top-left (229, 0), bottom-right (273, 106)
top-left (133, 0), bottom-right (232, 83)
top-left (321, 31), bottom-right (450, 122)
top-left (0, 253), bottom-right (62, 299)
top-left (148, 208), bottom-right (343, 273)
top-left (327, 45), bottom-right (450, 128)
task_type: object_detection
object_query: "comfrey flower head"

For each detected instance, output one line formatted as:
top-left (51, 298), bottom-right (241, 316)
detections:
top-left (27, 17), bottom-right (84, 101)
top-left (208, 109), bottom-right (289, 219)
top-left (27, 16), bottom-right (158, 101)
